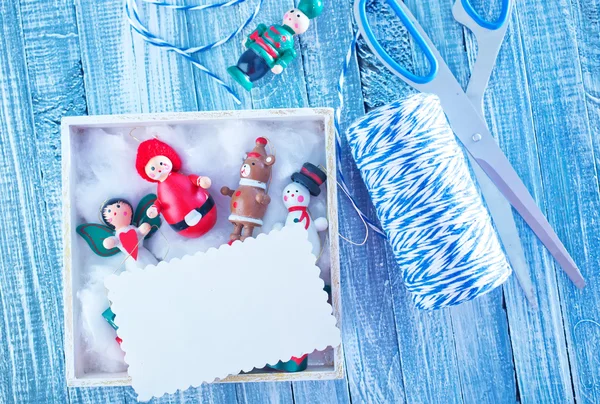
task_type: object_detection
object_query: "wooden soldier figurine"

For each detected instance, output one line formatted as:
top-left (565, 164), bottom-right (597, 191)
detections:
top-left (227, 0), bottom-right (324, 91)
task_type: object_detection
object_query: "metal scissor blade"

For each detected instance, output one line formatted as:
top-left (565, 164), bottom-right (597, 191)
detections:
top-left (475, 156), bottom-right (586, 288)
top-left (469, 159), bottom-right (537, 306)
top-left (440, 91), bottom-right (585, 288)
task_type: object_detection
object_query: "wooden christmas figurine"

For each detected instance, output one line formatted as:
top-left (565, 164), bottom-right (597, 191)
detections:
top-left (76, 194), bottom-right (161, 272)
top-left (282, 163), bottom-right (328, 258)
top-left (77, 195), bottom-right (162, 346)
top-left (221, 137), bottom-right (275, 241)
top-left (269, 163), bottom-right (328, 373)
top-left (136, 139), bottom-right (217, 238)
top-left (227, 0), bottom-right (323, 91)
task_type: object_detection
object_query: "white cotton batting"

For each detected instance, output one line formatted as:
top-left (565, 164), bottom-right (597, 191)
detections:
top-left (72, 119), bottom-right (331, 375)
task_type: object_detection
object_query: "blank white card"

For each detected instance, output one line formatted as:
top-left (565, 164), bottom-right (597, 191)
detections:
top-left (105, 225), bottom-right (341, 401)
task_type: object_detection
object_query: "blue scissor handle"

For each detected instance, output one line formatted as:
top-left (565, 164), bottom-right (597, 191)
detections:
top-left (461, 0), bottom-right (510, 31)
top-left (354, 0), bottom-right (438, 85)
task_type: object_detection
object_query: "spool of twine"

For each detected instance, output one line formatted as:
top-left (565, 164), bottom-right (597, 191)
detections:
top-left (346, 93), bottom-right (512, 310)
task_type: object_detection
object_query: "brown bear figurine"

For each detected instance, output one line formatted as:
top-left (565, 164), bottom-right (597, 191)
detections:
top-left (221, 137), bottom-right (276, 241)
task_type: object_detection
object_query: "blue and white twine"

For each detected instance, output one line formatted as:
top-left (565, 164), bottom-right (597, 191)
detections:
top-left (125, 0), bottom-right (263, 105)
top-left (142, 0), bottom-right (246, 12)
top-left (346, 93), bottom-right (512, 309)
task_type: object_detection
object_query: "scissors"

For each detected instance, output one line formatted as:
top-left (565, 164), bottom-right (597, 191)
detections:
top-left (354, 0), bottom-right (586, 300)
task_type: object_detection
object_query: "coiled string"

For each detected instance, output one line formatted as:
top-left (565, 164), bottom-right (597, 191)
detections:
top-left (125, 0), bottom-right (264, 105)
top-left (346, 93), bottom-right (512, 309)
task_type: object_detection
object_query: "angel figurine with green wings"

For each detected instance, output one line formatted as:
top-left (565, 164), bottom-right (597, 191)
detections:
top-left (76, 194), bottom-right (162, 271)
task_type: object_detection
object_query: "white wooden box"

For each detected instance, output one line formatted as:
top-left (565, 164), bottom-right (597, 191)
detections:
top-left (61, 108), bottom-right (343, 387)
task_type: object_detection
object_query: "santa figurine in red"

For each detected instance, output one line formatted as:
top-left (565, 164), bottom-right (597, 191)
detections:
top-left (136, 139), bottom-right (217, 238)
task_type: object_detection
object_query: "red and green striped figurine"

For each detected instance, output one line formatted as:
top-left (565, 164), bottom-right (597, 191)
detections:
top-left (227, 0), bottom-right (323, 91)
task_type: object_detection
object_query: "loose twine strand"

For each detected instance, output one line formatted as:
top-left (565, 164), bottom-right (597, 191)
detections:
top-left (142, 0), bottom-right (245, 12)
top-left (128, 127), bottom-right (159, 143)
top-left (317, 163), bottom-right (369, 247)
top-left (333, 31), bottom-right (386, 244)
top-left (125, 0), bottom-right (264, 105)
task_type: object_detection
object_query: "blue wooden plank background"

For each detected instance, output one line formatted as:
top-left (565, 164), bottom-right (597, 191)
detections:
top-left (0, 0), bottom-right (598, 402)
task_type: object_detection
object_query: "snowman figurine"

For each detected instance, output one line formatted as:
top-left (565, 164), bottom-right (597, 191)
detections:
top-left (280, 163), bottom-right (328, 258)
top-left (268, 163), bottom-right (328, 373)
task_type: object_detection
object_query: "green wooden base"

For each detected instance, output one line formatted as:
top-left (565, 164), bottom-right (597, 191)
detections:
top-left (268, 355), bottom-right (308, 372)
top-left (102, 307), bottom-right (118, 330)
top-left (227, 66), bottom-right (253, 91)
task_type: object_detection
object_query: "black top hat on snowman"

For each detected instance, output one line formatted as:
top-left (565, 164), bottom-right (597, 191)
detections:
top-left (291, 163), bottom-right (327, 196)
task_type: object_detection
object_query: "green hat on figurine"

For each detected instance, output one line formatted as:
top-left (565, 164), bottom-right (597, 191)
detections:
top-left (298, 0), bottom-right (323, 19)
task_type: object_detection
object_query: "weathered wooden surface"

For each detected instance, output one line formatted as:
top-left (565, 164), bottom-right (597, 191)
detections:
top-left (0, 0), bottom-right (598, 402)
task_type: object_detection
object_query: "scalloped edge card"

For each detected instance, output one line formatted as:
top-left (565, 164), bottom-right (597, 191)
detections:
top-left (105, 225), bottom-right (341, 401)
